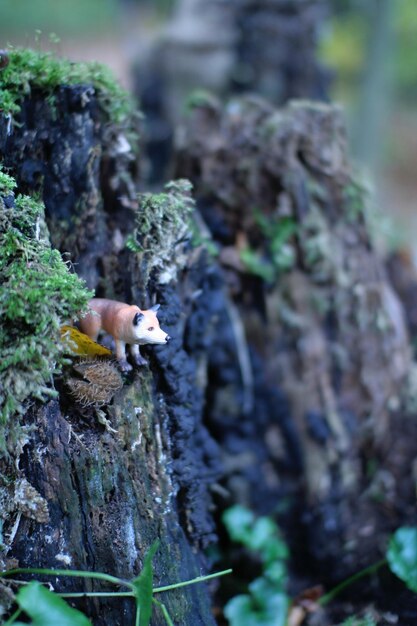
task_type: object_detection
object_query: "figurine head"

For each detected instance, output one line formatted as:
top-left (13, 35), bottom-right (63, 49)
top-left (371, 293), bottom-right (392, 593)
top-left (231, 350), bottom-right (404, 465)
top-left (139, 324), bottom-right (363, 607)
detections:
top-left (132, 304), bottom-right (171, 345)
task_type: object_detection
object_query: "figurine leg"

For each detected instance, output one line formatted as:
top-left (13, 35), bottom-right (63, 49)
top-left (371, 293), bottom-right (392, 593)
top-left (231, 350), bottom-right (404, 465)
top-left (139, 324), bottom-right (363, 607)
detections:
top-left (115, 340), bottom-right (132, 372)
top-left (131, 344), bottom-right (148, 367)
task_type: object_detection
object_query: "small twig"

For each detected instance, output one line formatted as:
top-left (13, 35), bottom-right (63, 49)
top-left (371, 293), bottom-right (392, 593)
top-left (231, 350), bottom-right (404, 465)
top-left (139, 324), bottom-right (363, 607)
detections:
top-left (153, 569), bottom-right (232, 594)
top-left (319, 559), bottom-right (386, 606)
top-left (3, 606), bottom-right (22, 626)
top-left (59, 591), bottom-right (134, 599)
top-left (153, 598), bottom-right (175, 626)
top-left (1, 567), bottom-right (134, 590)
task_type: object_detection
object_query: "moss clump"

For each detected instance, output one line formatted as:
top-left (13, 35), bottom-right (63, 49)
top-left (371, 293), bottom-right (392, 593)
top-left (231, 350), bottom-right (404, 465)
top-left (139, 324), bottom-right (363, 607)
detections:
top-left (185, 89), bottom-right (219, 112)
top-left (240, 214), bottom-right (297, 283)
top-left (0, 47), bottom-right (133, 123)
top-left (0, 168), bottom-right (92, 455)
top-left (127, 179), bottom-right (195, 285)
top-left (0, 170), bottom-right (16, 194)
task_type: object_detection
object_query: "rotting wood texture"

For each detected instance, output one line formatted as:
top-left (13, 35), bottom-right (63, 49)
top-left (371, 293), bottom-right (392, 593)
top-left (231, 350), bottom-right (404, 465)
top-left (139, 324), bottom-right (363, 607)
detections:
top-left (2, 71), bottom-right (417, 626)
top-left (175, 95), bottom-right (416, 580)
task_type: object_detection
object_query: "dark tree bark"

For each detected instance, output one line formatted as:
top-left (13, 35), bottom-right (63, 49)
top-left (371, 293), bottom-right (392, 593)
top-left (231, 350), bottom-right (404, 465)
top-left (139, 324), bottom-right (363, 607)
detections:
top-left (1, 84), bottom-right (138, 292)
top-left (0, 87), bottom-right (222, 625)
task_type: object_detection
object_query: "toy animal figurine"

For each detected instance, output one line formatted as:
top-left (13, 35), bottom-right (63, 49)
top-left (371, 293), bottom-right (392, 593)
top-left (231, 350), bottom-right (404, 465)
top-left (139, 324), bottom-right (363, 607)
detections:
top-left (79, 298), bottom-right (171, 372)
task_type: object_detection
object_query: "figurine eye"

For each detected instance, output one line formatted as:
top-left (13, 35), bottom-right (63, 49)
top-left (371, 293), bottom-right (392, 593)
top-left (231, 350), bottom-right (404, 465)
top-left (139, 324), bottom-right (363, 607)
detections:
top-left (148, 326), bottom-right (154, 331)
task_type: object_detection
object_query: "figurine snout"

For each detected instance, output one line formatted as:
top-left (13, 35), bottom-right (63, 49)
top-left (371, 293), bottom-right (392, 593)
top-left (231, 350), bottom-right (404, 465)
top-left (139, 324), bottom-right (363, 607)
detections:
top-left (165, 335), bottom-right (171, 343)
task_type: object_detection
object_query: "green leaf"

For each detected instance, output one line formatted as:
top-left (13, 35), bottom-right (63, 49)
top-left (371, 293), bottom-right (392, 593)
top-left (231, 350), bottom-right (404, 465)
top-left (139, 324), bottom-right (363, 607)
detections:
top-left (257, 533), bottom-right (289, 565)
top-left (224, 591), bottom-right (287, 626)
top-left (132, 540), bottom-right (160, 626)
top-left (263, 561), bottom-right (287, 585)
top-left (223, 506), bottom-right (288, 566)
top-left (264, 592), bottom-right (289, 626)
top-left (222, 505), bottom-right (256, 545)
top-left (240, 248), bottom-right (275, 282)
top-left (224, 594), bottom-right (258, 626)
top-left (248, 578), bottom-right (288, 624)
top-left (269, 218), bottom-right (297, 247)
top-left (387, 526), bottom-right (417, 592)
top-left (16, 582), bottom-right (92, 625)
top-left (340, 614), bottom-right (377, 626)
top-left (249, 518), bottom-right (278, 552)
top-left (248, 577), bottom-right (276, 603)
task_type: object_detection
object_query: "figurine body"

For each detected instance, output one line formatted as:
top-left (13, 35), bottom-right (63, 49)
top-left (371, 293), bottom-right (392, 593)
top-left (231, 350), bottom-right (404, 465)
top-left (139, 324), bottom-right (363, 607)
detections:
top-left (79, 298), bottom-right (170, 371)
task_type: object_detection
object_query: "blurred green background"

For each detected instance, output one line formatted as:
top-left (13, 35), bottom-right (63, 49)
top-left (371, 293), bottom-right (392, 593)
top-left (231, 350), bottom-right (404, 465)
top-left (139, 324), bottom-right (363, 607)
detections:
top-left (321, 0), bottom-right (417, 251)
top-left (1, 0), bottom-right (416, 251)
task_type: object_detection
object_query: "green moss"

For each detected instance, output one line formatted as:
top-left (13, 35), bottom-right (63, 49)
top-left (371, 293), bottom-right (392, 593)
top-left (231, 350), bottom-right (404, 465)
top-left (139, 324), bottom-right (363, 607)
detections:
top-left (133, 180), bottom-right (194, 244)
top-left (0, 171), bottom-right (16, 194)
top-left (0, 47), bottom-right (133, 123)
top-left (0, 169), bottom-right (92, 456)
top-left (185, 89), bottom-right (218, 113)
top-left (240, 213), bottom-right (297, 282)
top-left (343, 179), bottom-right (367, 222)
top-left (128, 180), bottom-right (195, 285)
top-left (240, 247), bottom-right (275, 283)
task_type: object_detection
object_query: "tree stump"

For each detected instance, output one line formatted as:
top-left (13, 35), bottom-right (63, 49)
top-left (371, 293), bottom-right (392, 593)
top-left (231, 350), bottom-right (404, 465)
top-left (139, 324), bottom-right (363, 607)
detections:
top-left (2, 47), bottom-right (417, 625)
top-left (175, 95), bottom-right (415, 580)
top-left (0, 50), bottom-right (223, 625)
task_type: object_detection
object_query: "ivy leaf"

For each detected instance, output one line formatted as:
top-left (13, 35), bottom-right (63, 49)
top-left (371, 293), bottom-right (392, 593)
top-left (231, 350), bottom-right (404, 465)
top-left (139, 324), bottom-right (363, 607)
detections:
top-left (263, 561), bottom-right (287, 585)
top-left (249, 518), bottom-right (283, 555)
top-left (222, 505), bottom-right (256, 545)
top-left (387, 527), bottom-right (417, 592)
top-left (249, 578), bottom-right (288, 626)
top-left (224, 594), bottom-right (257, 626)
top-left (224, 592), bottom-right (286, 626)
top-left (222, 506), bottom-right (289, 566)
top-left (16, 581), bottom-right (92, 625)
top-left (132, 540), bottom-right (160, 626)
top-left (240, 248), bottom-right (275, 283)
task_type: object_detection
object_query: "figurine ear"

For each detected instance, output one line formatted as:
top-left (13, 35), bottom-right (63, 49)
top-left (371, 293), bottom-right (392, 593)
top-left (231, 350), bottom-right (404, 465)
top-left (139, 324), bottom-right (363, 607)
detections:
top-left (150, 304), bottom-right (160, 314)
top-left (133, 312), bottom-right (144, 326)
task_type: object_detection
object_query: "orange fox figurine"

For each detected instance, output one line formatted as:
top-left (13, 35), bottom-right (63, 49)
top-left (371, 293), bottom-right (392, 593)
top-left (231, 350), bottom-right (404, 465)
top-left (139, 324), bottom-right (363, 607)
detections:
top-left (79, 298), bottom-right (171, 371)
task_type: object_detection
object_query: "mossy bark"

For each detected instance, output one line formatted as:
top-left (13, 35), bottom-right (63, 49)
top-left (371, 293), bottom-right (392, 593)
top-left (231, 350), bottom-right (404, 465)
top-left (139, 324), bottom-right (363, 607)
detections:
top-left (1, 84), bottom-right (138, 292)
top-left (0, 85), bottom-right (219, 625)
top-left (14, 372), bottom-right (215, 625)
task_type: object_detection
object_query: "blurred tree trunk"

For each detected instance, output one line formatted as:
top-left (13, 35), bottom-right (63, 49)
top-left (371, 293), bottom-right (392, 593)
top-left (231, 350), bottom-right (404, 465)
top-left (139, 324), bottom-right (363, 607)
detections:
top-left (134, 0), bottom-right (330, 184)
top-left (174, 95), bottom-right (415, 580)
top-left (230, 0), bottom-right (330, 102)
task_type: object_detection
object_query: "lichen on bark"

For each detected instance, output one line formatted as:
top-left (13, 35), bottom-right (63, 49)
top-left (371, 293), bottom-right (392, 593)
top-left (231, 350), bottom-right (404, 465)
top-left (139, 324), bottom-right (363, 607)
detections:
top-left (127, 179), bottom-right (195, 292)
